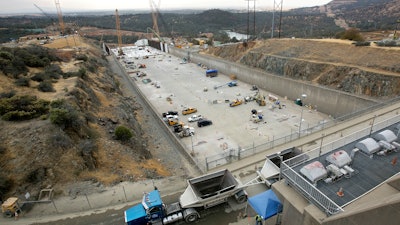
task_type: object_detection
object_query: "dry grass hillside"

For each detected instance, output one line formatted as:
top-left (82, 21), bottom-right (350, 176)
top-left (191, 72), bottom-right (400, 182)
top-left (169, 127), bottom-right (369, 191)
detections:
top-left (0, 36), bottom-right (171, 199)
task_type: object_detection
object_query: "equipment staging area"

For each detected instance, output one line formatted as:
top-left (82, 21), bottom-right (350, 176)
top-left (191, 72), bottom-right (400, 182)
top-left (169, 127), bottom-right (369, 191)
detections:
top-left (113, 45), bottom-right (332, 169)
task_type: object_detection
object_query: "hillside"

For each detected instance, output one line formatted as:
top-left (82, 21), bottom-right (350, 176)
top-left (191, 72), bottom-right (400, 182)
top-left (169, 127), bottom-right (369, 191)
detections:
top-left (0, 37), bottom-right (186, 200)
top-left (204, 39), bottom-right (400, 98)
top-left (1, 0), bottom-right (399, 44)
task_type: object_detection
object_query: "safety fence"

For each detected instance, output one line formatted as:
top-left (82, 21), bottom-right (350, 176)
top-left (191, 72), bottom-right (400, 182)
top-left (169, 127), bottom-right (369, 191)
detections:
top-left (203, 98), bottom-right (400, 171)
top-left (280, 113), bottom-right (400, 216)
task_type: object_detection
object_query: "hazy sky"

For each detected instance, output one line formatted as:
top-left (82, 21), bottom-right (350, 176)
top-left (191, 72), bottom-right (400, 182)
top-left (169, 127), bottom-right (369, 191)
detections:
top-left (1, 0), bottom-right (332, 14)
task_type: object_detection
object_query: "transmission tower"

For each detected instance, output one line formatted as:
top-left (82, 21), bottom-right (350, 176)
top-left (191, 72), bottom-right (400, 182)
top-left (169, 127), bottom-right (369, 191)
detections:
top-left (271, 0), bottom-right (283, 38)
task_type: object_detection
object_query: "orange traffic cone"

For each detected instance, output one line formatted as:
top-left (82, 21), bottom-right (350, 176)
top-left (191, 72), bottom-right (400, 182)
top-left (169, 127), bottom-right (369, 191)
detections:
top-left (337, 187), bottom-right (344, 197)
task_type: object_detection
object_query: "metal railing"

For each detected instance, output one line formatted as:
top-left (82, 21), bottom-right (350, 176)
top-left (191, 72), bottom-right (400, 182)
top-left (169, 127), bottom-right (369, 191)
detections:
top-left (280, 114), bottom-right (400, 216)
top-left (203, 98), bottom-right (400, 171)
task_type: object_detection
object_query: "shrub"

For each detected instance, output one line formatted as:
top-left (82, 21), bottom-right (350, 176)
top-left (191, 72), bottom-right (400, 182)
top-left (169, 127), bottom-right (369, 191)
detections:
top-left (15, 77), bottom-right (30, 87)
top-left (75, 54), bottom-right (88, 61)
top-left (337, 28), bottom-right (364, 42)
top-left (115, 126), bottom-right (133, 141)
top-left (31, 72), bottom-right (49, 82)
top-left (49, 101), bottom-right (81, 130)
top-left (0, 90), bottom-right (16, 99)
top-left (353, 41), bottom-right (371, 47)
top-left (45, 64), bottom-right (63, 79)
top-left (0, 95), bottom-right (49, 121)
top-left (38, 81), bottom-right (55, 92)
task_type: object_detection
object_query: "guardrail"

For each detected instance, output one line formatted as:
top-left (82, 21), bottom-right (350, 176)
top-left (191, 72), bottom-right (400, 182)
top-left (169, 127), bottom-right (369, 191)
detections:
top-left (280, 114), bottom-right (400, 216)
top-left (203, 99), bottom-right (400, 171)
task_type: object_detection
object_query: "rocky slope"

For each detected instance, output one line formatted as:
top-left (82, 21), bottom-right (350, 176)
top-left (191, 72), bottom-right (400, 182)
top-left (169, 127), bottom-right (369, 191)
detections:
top-left (0, 37), bottom-right (183, 200)
top-left (205, 39), bottom-right (400, 98)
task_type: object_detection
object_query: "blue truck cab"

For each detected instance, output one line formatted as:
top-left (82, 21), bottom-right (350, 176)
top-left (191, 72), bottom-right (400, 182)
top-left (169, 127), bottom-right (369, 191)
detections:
top-left (206, 69), bottom-right (218, 77)
top-left (125, 190), bottom-right (164, 225)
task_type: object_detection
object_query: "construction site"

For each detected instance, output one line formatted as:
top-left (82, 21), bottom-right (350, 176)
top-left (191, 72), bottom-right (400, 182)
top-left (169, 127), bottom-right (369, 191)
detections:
top-left (1, 0), bottom-right (400, 225)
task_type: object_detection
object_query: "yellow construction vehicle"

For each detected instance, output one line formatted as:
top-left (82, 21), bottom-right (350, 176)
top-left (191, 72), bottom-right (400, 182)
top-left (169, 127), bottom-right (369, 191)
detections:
top-left (229, 99), bottom-right (243, 107)
top-left (255, 91), bottom-right (266, 106)
top-left (1, 197), bottom-right (22, 217)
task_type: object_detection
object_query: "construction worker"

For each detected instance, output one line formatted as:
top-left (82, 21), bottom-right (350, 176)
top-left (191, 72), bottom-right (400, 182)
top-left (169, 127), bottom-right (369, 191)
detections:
top-left (255, 214), bottom-right (262, 225)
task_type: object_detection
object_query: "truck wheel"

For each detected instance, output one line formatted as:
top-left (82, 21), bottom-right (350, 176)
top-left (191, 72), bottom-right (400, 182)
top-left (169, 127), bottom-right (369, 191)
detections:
top-left (4, 210), bottom-right (13, 218)
top-left (185, 213), bottom-right (199, 223)
top-left (236, 195), bottom-right (247, 204)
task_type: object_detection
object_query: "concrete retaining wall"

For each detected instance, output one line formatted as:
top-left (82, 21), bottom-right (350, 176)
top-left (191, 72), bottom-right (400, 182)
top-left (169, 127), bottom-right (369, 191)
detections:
top-left (170, 48), bottom-right (377, 118)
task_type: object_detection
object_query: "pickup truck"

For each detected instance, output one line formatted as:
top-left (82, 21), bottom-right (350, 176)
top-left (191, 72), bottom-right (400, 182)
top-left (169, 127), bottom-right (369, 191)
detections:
top-left (188, 115), bottom-right (202, 122)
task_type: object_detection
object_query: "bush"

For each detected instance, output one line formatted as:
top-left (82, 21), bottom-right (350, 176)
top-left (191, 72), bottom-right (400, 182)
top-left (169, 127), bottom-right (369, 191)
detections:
top-left (337, 28), bottom-right (364, 42)
top-left (75, 54), bottom-right (88, 61)
top-left (0, 90), bottom-right (16, 99)
top-left (45, 64), bottom-right (63, 79)
top-left (15, 77), bottom-right (30, 87)
top-left (115, 126), bottom-right (133, 141)
top-left (38, 81), bottom-right (55, 92)
top-left (0, 95), bottom-right (49, 121)
top-left (353, 41), bottom-right (371, 47)
top-left (49, 101), bottom-right (81, 130)
top-left (31, 72), bottom-right (49, 82)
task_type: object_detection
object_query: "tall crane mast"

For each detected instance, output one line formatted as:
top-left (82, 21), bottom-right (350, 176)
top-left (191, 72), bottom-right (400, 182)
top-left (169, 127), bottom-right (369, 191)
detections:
top-left (149, 0), bottom-right (161, 37)
top-left (54, 0), bottom-right (65, 35)
top-left (33, 4), bottom-right (56, 35)
top-left (115, 9), bottom-right (123, 55)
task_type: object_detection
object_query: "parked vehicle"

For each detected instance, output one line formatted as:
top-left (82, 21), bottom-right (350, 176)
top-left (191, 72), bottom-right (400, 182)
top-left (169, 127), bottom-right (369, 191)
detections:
top-left (198, 119), bottom-right (212, 127)
top-left (182, 107), bottom-right (197, 115)
top-left (178, 126), bottom-right (195, 137)
top-left (188, 115), bottom-right (202, 122)
top-left (205, 69), bottom-right (218, 77)
top-left (229, 99), bottom-right (243, 107)
top-left (162, 111), bottom-right (179, 117)
top-left (124, 169), bottom-right (247, 225)
top-left (163, 115), bottom-right (178, 122)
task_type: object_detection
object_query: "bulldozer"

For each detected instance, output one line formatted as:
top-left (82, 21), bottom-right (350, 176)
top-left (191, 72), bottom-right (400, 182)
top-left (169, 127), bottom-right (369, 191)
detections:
top-left (1, 197), bottom-right (22, 217)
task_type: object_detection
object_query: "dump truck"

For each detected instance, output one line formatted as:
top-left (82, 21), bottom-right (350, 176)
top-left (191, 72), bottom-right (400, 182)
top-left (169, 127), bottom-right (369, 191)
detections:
top-left (1, 197), bottom-right (22, 217)
top-left (124, 169), bottom-right (248, 225)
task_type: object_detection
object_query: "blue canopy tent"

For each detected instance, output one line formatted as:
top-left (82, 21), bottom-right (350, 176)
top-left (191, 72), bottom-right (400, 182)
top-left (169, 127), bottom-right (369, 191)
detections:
top-left (248, 189), bottom-right (282, 220)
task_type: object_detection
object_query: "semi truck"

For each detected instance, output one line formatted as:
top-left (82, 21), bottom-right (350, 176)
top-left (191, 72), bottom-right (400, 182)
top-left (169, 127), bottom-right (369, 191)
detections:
top-left (124, 169), bottom-right (248, 225)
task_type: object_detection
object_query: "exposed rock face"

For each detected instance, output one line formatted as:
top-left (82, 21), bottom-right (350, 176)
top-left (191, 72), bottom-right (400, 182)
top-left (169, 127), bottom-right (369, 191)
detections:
top-left (206, 39), bottom-right (400, 98)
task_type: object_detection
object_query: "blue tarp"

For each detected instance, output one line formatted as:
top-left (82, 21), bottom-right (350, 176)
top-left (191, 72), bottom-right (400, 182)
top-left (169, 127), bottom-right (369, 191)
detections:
top-left (248, 190), bottom-right (282, 220)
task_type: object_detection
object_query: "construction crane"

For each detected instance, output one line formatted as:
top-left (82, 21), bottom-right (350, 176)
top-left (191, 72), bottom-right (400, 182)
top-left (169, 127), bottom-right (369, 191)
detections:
top-left (115, 9), bottom-right (123, 55)
top-left (149, 0), bottom-right (161, 37)
top-left (54, 0), bottom-right (65, 35)
top-left (33, 4), bottom-right (57, 35)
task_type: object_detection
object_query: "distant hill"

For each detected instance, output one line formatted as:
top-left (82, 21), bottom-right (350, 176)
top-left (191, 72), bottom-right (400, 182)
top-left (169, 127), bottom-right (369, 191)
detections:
top-left (0, 0), bottom-right (399, 43)
top-left (294, 0), bottom-right (400, 31)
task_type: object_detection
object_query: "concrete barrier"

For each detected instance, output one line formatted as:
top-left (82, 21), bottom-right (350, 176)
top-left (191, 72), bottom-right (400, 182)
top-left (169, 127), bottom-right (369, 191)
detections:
top-left (169, 47), bottom-right (377, 118)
